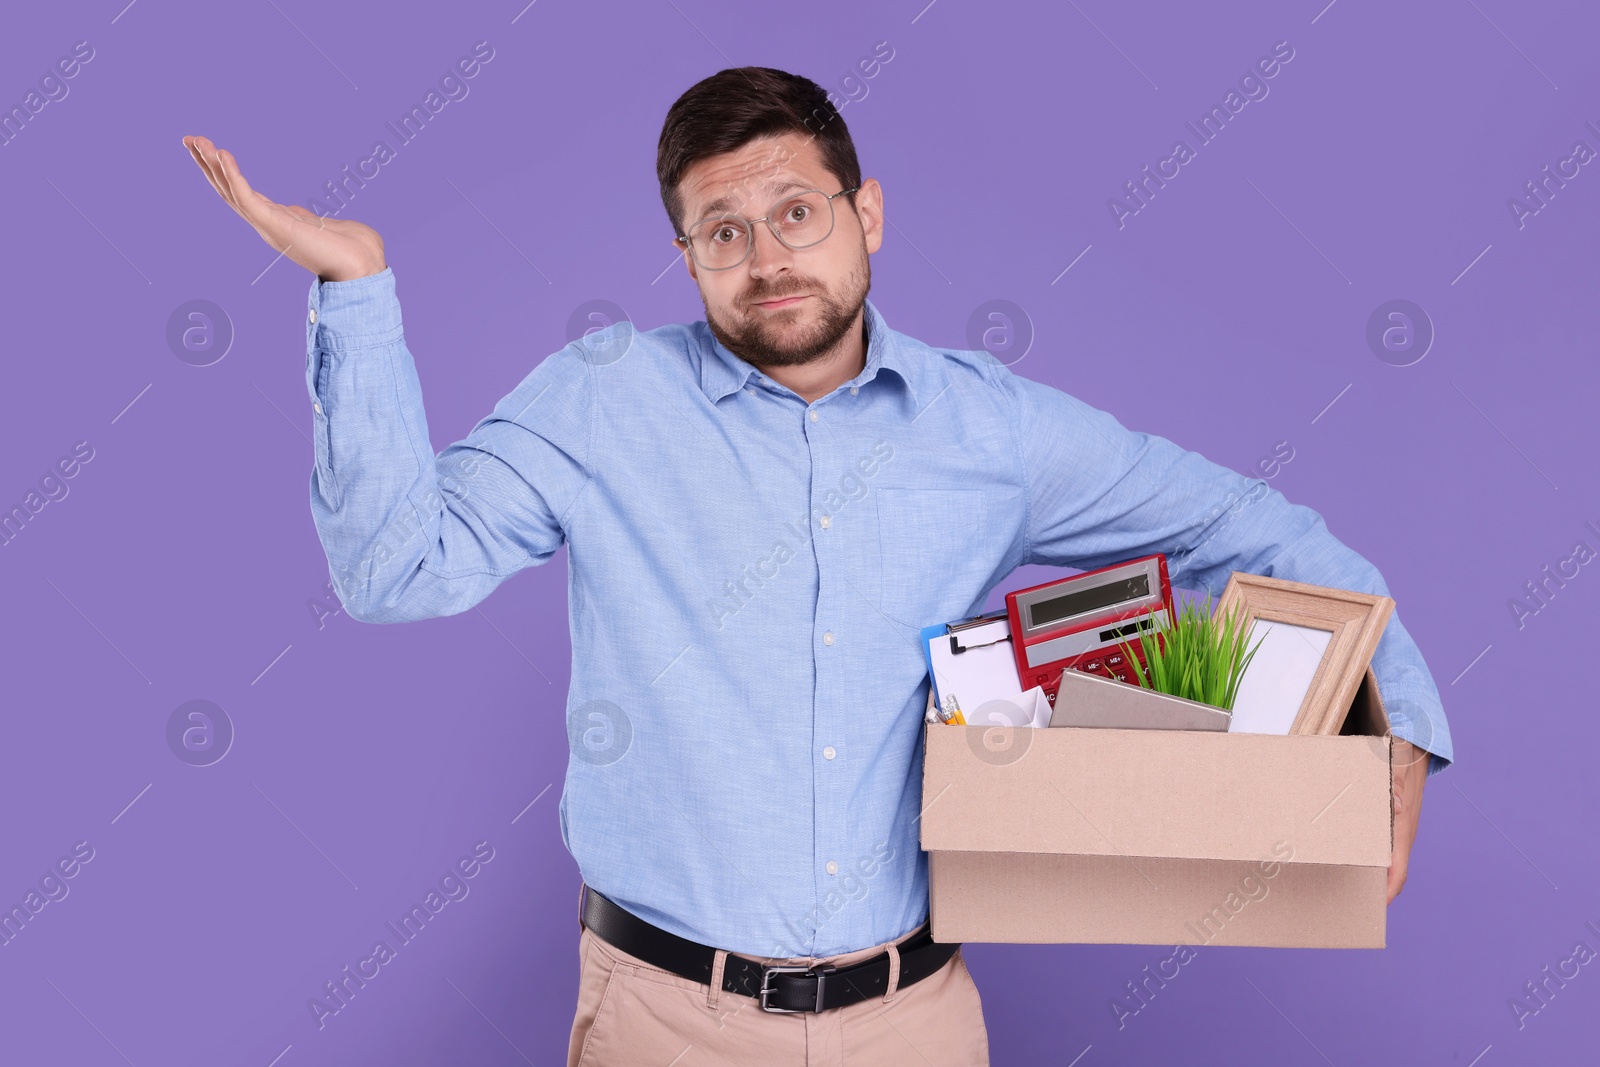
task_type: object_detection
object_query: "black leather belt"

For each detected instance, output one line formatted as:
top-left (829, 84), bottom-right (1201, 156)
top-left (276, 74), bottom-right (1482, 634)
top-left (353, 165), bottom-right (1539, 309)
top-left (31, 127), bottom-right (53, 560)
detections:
top-left (579, 884), bottom-right (960, 1013)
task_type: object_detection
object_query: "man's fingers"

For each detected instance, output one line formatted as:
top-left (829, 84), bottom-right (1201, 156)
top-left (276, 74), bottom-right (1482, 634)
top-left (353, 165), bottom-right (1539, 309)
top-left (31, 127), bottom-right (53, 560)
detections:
top-left (216, 148), bottom-right (273, 224)
top-left (183, 135), bottom-right (382, 279)
top-left (193, 137), bottom-right (237, 211)
top-left (186, 137), bottom-right (258, 228)
top-left (206, 143), bottom-right (308, 255)
top-left (184, 136), bottom-right (231, 206)
top-left (1389, 857), bottom-right (1408, 899)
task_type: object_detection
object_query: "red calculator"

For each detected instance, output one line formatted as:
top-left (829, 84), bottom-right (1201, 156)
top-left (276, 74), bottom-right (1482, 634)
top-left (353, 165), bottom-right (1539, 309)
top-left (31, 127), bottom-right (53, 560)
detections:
top-left (1004, 554), bottom-right (1174, 706)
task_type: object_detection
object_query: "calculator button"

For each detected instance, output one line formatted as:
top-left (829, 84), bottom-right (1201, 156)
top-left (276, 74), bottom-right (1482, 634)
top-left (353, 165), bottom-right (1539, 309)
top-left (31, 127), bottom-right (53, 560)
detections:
top-left (1084, 660), bottom-right (1102, 672)
top-left (1107, 654), bottom-right (1123, 665)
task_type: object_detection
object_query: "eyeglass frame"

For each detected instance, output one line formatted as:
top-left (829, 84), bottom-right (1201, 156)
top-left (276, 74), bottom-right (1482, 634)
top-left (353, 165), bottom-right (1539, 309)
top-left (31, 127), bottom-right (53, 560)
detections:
top-left (674, 185), bottom-right (861, 271)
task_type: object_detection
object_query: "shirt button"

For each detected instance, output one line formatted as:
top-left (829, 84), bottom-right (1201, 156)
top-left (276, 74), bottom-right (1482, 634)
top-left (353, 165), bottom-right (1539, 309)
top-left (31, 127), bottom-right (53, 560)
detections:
top-left (823, 746), bottom-right (836, 760)
top-left (819, 515), bottom-right (831, 529)
top-left (850, 387), bottom-right (859, 395)
top-left (809, 410), bottom-right (819, 422)
top-left (822, 631), bottom-right (834, 645)
top-left (826, 860), bottom-right (839, 875)
top-left (308, 308), bottom-right (317, 324)
top-left (746, 387), bottom-right (756, 396)
top-left (313, 402), bottom-right (322, 415)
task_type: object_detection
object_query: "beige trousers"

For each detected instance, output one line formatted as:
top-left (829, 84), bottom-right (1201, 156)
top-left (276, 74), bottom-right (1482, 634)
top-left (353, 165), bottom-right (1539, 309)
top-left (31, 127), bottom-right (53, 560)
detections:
top-left (566, 920), bottom-right (991, 1066)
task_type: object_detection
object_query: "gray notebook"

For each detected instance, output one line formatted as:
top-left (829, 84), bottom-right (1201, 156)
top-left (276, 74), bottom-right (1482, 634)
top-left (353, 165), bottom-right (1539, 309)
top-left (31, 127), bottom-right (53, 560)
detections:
top-left (1049, 667), bottom-right (1232, 731)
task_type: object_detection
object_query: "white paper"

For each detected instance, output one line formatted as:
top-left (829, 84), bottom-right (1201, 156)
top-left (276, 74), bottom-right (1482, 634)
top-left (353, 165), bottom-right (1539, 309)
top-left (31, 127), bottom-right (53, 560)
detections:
top-left (928, 618), bottom-right (1023, 718)
top-left (965, 685), bottom-right (1054, 730)
top-left (1227, 619), bottom-right (1333, 734)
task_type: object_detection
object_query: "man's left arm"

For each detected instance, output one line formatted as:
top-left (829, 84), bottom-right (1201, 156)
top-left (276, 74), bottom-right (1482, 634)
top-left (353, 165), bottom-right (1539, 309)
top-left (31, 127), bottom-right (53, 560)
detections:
top-left (1001, 369), bottom-right (1452, 899)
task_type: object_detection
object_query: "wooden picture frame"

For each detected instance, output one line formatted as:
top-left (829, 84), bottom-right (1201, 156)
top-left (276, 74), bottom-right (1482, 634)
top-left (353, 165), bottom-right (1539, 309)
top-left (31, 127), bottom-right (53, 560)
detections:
top-left (1213, 572), bottom-right (1394, 736)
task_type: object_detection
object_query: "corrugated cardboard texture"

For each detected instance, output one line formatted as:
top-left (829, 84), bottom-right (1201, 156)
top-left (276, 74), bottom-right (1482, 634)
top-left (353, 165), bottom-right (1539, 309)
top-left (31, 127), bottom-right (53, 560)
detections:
top-left (928, 851), bottom-right (1387, 948)
top-left (923, 727), bottom-right (1392, 866)
top-left (921, 666), bottom-right (1395, 947)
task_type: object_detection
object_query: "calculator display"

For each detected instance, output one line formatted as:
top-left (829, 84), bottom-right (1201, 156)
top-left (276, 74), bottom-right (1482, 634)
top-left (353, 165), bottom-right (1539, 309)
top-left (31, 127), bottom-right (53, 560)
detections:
top-left (1028, 574), bottom-right (1150, 629)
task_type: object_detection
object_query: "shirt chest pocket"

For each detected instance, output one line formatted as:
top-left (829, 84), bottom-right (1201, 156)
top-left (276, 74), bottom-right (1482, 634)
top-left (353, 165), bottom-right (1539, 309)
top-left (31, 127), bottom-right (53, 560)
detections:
top-left (874, 487), bottom-right (990, 627)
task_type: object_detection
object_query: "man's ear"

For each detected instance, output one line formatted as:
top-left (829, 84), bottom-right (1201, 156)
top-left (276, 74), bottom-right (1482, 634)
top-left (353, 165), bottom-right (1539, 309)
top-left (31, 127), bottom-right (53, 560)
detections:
top-left (856, 178), bottom-right (884, 255)
top-left (676, 238), bottom-right (699, 283)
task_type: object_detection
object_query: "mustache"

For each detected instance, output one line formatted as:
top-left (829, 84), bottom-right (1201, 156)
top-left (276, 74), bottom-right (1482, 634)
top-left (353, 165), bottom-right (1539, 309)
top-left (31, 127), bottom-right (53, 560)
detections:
top-left (743, 278), bottom-right (820, 304)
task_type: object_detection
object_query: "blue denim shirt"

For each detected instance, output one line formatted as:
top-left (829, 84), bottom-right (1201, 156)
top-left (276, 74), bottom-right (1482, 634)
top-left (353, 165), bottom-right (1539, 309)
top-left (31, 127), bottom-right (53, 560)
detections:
top-left (304, 267), bottom-right (1452, 958)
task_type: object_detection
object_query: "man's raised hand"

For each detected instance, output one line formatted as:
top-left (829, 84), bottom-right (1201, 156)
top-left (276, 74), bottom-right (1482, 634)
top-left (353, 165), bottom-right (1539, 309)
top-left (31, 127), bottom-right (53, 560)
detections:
top-left (183, 135), bottom-right (386, 283)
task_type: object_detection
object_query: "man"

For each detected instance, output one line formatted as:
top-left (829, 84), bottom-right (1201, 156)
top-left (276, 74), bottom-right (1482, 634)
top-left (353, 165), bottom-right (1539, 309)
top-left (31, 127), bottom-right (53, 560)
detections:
top-left (184, 65), bottom-right (1451, 1067)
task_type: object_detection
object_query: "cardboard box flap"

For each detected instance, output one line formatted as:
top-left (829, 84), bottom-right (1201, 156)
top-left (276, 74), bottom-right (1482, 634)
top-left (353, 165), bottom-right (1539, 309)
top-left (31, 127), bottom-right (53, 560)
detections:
top-left (921, 668), bottom-right (1393, 868)
top-left (1341, 664), bottom-right (1392, 738)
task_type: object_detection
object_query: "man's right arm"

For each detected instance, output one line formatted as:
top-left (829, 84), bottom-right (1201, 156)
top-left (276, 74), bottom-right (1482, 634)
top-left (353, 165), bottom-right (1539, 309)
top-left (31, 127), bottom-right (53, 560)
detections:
top-left (182, 135), bottom-right (592, 623)
top-left (307, 267), bottom-right (593, 623)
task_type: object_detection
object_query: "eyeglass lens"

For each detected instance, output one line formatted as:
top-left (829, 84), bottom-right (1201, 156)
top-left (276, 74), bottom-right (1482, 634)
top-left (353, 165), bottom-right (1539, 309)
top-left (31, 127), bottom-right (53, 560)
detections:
top-left (686, 191), bottom-right (837, 269)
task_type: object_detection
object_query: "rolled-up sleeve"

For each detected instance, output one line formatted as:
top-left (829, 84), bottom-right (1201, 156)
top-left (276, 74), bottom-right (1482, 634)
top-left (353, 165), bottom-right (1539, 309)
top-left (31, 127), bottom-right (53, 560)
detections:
top-left (305, 267), bottom-right (593, 624)
top-left (1005, 369), bottom-right (1453, 774)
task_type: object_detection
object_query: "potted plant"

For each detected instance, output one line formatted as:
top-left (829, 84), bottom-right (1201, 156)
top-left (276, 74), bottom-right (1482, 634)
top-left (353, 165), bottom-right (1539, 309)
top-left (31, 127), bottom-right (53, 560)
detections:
top-left (1112, 591), bottom-right (1266, 713)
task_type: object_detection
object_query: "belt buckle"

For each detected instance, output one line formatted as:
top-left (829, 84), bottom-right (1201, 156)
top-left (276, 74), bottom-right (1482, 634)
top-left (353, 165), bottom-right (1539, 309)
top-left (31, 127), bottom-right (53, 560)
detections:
top-left (758, 963), bottom-right (836, 1013)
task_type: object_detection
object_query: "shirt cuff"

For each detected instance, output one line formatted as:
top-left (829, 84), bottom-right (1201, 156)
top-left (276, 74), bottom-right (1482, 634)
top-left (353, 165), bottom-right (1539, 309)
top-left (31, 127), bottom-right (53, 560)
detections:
top-left (1379, 685), bottom-right (1454, 776)
top-left (307, 266), bottom-right (403, 352)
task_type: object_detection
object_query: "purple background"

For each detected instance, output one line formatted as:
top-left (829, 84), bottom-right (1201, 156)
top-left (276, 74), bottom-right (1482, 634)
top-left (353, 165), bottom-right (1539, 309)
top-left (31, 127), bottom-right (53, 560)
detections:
top-left (2, 0), bottom-right (1595, 1063)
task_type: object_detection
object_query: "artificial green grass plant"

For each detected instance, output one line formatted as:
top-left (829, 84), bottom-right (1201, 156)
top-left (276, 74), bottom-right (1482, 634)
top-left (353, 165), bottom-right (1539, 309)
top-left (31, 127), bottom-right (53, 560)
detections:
top-left (1112, 592), bottom-right (1266, 712)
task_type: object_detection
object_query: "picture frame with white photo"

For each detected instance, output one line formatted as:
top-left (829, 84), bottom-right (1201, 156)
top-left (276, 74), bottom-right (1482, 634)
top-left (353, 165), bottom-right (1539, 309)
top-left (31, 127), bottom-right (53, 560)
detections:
top-left (1214, 572), bottom-right (1394, 736)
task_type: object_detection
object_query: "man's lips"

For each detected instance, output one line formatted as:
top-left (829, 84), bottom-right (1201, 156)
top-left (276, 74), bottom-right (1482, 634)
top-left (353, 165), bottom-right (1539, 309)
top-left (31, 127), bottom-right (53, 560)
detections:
top-left (751, 294), bottom-right (810, 309)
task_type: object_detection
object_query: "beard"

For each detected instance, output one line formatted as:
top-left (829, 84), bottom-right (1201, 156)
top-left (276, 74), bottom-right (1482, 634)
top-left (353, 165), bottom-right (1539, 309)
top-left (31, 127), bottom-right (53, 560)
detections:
top-left (703, 248), bottom-right (872, 369)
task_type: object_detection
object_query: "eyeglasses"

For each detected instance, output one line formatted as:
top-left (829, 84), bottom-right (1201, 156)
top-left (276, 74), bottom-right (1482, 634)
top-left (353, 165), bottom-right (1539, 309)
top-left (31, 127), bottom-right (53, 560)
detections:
top-left (676, 186), bottom-right (860, 271)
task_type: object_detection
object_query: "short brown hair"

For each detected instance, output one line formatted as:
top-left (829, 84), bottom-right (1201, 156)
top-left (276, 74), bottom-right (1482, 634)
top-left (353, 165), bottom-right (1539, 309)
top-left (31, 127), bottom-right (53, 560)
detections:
top-left (656, 66), bottom-right (862, 237)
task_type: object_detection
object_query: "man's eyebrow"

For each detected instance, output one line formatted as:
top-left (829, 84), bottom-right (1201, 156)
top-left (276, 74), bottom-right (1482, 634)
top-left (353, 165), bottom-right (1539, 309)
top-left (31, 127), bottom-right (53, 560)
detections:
top-left (693, 180), bottom-right (808, 220)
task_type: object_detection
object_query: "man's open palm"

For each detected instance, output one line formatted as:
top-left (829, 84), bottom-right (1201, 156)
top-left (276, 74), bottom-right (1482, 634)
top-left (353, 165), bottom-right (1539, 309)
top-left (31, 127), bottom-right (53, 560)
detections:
top-left (183, 135), bottom-right (386, 283)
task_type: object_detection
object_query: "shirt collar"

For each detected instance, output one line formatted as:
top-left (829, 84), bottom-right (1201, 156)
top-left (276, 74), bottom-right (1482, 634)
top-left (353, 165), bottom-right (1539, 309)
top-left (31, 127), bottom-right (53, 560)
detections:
top-left (697, 297), bottom-right (922, 407)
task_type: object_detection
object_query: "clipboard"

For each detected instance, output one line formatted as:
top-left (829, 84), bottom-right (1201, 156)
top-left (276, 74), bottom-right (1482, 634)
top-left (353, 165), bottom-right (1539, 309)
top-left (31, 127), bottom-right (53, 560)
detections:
top-left (919, 610), bottom-right (1024, 721)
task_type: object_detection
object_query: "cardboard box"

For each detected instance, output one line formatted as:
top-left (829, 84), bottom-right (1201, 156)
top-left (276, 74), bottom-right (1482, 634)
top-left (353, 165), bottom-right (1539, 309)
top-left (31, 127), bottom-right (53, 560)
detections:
top-left (921, 665), bottom-right (1394, 948)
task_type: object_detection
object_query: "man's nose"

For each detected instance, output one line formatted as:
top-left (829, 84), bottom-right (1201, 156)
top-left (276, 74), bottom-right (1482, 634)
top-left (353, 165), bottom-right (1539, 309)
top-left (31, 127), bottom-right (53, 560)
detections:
top-left (745, 222), bottom-right (794, 279)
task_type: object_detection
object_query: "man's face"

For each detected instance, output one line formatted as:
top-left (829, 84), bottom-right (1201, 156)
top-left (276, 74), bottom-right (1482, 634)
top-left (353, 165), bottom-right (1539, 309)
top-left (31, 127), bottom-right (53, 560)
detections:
top-left (676, 132), bottom-right (883, 368)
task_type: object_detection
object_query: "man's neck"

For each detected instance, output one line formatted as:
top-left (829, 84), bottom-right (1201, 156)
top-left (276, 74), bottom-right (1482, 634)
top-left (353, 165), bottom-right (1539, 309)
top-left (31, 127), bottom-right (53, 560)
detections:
top-left (751, 312), bottom-right (868, 404)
